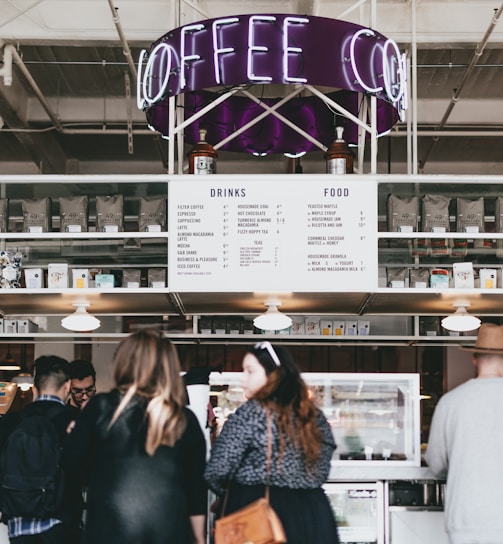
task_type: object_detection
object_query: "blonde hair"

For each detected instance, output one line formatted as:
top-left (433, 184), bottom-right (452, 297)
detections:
top-left (109, 328), bottom-right (187, 455)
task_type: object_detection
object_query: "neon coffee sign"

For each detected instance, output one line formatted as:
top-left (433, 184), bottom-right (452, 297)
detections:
top-left (139, 14), bottom-right (407, 152)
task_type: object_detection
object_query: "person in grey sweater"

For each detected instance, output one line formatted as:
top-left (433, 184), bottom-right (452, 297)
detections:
top-left (426, 323), bottom-right (503, 544)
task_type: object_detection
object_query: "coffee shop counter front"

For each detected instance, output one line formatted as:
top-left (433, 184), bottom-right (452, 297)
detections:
top-left (326, 464), bottom-right (448, 544)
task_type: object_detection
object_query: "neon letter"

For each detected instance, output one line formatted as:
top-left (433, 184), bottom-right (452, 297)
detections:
top-left (141, 43), bottom-right (173, 106)
top-left (180, 23), bottom-right (205, 90)
top-left (247, 15), bottom-right (276, 82)
top-left (212, 17), bottom-right (239, 85)
top-left (382, 38), bottom-right (405, 103)
top-left (136, 48), bottom-right (148, 109)
top-left (350, 29), bottom-right (383, 93)
top-left (283, 17), bottom-right (308, 83)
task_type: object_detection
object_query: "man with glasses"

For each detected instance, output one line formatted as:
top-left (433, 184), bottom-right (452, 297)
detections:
top-left (68, 360), bottom-right (96, 411)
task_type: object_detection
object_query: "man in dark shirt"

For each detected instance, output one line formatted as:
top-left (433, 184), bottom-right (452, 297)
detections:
top-left (0, 355), bottom-right (82, 544)
top-left (68, 360), bottom-right (96, 411)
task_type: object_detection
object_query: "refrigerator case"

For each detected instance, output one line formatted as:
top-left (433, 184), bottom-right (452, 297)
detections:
top-left (209, 372), bottom-right (421, 466)
top-left (307, 373), bottom-right (421, 466)
top-left (324, 482), bottom-right (385, 544)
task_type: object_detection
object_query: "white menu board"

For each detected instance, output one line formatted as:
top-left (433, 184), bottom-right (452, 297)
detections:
top-left (169, 176), bottom-right (377, 292)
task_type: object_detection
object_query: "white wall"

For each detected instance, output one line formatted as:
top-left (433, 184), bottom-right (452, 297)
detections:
top-left (91, 343), bottom-right (117, 394)
top-left (445, 345), bottom-right (476, 391)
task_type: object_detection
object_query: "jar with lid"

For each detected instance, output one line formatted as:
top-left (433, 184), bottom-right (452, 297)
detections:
top-left (188, 129), bottom-right (218, 174)
top-left (324, 126), bottom-right (354, 174)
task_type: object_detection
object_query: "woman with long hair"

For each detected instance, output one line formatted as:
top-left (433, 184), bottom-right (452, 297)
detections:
top-left (62, 328), bottom-right (207, 544)
top-left (204, 341), bottom-right (340, 543)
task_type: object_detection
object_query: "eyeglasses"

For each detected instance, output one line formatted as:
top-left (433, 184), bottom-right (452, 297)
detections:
top-left (254, 341), bottom-right (281, 366)
top-left (71, 386), bottom-right (96, 398)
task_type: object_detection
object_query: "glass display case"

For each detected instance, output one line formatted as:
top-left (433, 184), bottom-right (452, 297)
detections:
top-left (209, 372), bottom-right (421, 466)
top-left (324, 482), bottom-right (385, 544)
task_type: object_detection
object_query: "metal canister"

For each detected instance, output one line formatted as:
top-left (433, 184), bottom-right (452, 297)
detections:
top-left (188, 129), bottom-right (218, 174)
top-left (324, 126), bottom-right (354, 174)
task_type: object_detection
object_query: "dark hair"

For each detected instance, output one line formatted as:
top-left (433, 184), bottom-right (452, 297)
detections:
top-left (33, 355), bottom-right (70, 392)
top-left (247, 343), bottom-right (323, 466)
top-left (248, 343), bottom-right (304, 407)
top-left (69, 359), bottom-right (96, 381)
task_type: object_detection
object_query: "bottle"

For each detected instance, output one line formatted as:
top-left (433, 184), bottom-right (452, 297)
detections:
top-left (324, 126), bottom-right (354, 174)
top-left (188, 129), bottom-right (218, 174)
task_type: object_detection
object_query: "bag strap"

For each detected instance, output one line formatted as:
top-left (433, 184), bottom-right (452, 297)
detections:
top-left (220, 406), bottom-right (274, 514)
top-left (264, 408), bottom-right (272, 503)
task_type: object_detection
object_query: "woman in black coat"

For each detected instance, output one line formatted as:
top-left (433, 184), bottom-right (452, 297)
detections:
top-left (62, 328), bottom-right (207, 544)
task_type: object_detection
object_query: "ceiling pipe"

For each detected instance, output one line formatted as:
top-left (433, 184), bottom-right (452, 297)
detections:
top-left (107, 0), bottom-right (137, 82)
top-left (0, 127), bottom-right (156, 135)
top-left (2, 126), bottom-right (503, 138)
top-left (0, 43), bottom-right (13, 86)
top-left (390, 128), bottom-right (503, 137)
top-left (9, 45), bottom-right (64, 132)
top-left (419, 2), bottom-right (503, 170)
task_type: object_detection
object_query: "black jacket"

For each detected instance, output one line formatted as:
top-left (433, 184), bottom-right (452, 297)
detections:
top-left (62, 390), bottom-right (207, 544)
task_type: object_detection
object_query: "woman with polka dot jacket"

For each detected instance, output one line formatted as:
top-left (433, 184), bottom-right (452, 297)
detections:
top-left (204, 342), bottom-right (340, 544)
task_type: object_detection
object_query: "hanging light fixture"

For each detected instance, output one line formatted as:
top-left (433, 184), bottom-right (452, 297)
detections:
top-left (441, 303), bottom-right (481, 333)
top-left (253, 299), bottom-right (292, 331)
top-left (12, 372), bottom-right (34, 391)
top-left (61, 303), bottom-right (101, 332)
top-left (10, 345), bottom-right (33, 391)
top-left (0, 345), bottom-right (21, 371)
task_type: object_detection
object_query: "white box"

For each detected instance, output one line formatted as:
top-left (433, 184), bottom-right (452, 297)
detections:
top-left (357, 320), bottom-right (370, 336)
top-left (17, 319), bottom-right (38, 333)
top-left (24, 268), bottom-right (44, 288)
top-left (453, 262), bottom-right (474, 289)
top-left (3, 320), bottom-right (17, 334)
top-left (479, 268), bottom-right (497, 289)
top-left (48, 263), bottom-right (68, 288)
top-left (72, 268), bottom-right (89, 288)
top-left (333, 321), bottom-right (346, 336)
top-left (320, 320), bottom-right (333, 335)
top-left (305, 317), bottom-right (320, 335)
top-left (345, 321), bottom-right (358, 336)
top-left (290, 317), bottom-right (305, 335)
top-left (95, 274), bottom-right (115, 289)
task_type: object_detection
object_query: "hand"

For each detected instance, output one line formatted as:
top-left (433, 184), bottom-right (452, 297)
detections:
top-left (66, 420), bottom-right (76, 434)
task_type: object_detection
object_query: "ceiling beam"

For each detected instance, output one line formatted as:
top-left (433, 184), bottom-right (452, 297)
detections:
top-left (0, 73), bottom-right (69, 173)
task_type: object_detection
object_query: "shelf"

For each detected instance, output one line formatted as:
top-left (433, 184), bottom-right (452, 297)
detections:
top-left (1, 287), bottom-right (501, 318)
top-left (0, 173), bottom-right (502, 324)
top-left (0, 231), bottom-right (168, 239)
top-left (0, 288), bottom-right (177, 316)
top-left (0, 332), bottom-right (477, 346)
top-left (378, 232), bottom-right (503, 239)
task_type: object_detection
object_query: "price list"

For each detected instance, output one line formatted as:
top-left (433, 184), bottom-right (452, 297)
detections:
top-left (169, 177), bottom-right (377, 291)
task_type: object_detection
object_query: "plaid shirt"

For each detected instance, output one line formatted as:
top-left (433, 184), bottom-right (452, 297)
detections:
top-left (7, 395), bottom-right (64, 538)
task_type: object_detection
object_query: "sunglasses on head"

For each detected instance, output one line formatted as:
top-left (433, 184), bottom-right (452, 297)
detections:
top-left (254, 341), bottom-right (281, 366)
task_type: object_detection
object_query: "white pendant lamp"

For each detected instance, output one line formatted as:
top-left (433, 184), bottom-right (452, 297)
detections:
top-left (441, 303), bottom-right (481, 333)
top-left (253, 299), bottom-right (292, 331)
top-left (61, 303), bottom-right (101, 332)
top-left (12, 372), bottom-right (34, 391)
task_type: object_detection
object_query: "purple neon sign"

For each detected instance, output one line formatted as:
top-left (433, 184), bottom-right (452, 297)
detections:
top-left (139, 14), bottom-right (406, 153)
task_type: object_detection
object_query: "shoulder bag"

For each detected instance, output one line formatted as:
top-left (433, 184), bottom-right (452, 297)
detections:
top-left (214, 409), bottom-right (287, 544)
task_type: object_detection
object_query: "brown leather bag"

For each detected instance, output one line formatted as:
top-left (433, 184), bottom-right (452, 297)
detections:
top-left (214, 496), bottom-right (286, 544)
top-left (214, 409), bottom-right (287, 544)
